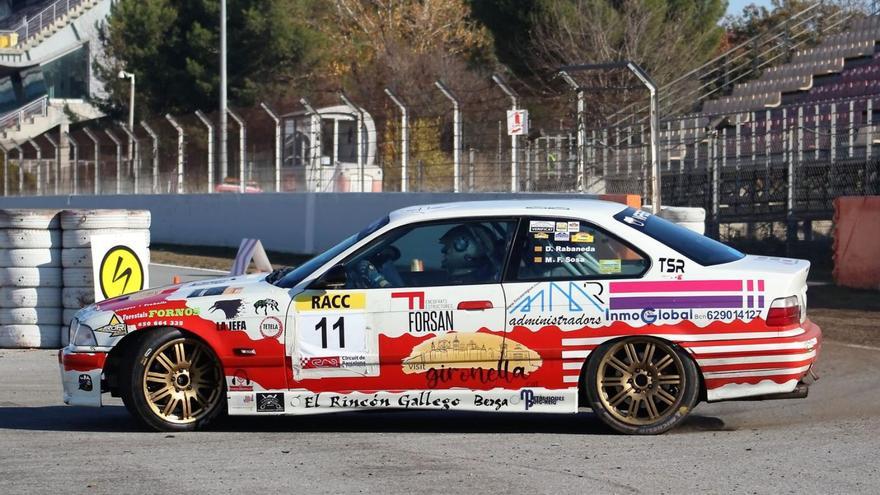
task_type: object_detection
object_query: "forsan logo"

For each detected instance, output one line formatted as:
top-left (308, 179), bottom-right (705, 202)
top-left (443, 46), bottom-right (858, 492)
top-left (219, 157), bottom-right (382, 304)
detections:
top-left (604, 308), bottom-right (693, 324)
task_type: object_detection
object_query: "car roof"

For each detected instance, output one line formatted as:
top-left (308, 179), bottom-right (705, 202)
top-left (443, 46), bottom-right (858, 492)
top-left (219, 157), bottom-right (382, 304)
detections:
top-left (388, 199), bottom-right (631, 225)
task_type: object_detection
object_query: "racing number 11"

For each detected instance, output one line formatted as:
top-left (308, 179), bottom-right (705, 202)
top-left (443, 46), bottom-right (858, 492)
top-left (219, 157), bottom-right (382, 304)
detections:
top-left (315, 316), bottom-right (345, 348)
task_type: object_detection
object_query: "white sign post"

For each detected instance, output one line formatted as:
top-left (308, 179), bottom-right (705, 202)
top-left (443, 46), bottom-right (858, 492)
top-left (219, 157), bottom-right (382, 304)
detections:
top-left (90, 233), bottom-right (151, 303)
top-left (507, 109), bottom-right (529, 136)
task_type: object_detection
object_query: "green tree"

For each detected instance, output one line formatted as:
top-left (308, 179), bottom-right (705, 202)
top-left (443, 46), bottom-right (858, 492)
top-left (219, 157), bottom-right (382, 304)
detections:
top-left (95, 0), bottom-right (325, 117)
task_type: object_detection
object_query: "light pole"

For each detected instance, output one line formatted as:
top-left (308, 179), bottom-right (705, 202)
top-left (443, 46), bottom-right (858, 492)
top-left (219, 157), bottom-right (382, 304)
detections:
top-left (118, 70), bottom-right (135, 162)
top-left (219, 0), bottom-right (228, 181)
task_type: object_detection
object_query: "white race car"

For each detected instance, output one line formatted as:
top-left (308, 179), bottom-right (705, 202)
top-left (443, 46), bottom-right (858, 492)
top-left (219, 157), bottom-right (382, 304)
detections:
top-left (60, 200), bottom-right (821, 434)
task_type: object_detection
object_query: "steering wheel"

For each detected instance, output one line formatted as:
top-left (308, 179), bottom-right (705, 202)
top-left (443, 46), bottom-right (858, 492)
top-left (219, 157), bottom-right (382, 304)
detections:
top-left (348, 259), bottom-right (391, 288)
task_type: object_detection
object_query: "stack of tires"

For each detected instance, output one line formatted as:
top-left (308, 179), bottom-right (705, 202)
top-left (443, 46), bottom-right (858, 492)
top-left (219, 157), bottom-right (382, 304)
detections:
top-left (61, 210), bottom-right (152, 332)
top-left (0, 210), bottom-right (63, 348)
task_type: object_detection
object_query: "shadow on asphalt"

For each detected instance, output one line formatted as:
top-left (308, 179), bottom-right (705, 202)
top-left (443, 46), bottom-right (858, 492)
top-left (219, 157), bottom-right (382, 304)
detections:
top-left (0, 405), bottom-right (729, 435)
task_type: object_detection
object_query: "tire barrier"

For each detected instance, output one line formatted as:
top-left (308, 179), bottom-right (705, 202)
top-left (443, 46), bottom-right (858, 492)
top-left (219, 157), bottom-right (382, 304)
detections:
top-left (0, 209), bottom-right (151, 349)
top-left (641, 206), bottom-right (707, 235)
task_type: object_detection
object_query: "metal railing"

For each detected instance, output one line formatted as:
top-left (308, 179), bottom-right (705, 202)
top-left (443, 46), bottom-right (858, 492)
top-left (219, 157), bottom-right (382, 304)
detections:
top-left (0, 95), bottom-right (48, 131)
top-left (0, 0), bottom-right (86, 49)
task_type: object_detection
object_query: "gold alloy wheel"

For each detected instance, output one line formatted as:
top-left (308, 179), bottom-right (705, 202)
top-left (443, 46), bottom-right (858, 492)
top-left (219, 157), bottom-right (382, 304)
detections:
top-left (142, 338), bottom-right (222, 424)
top-left (596, 339), bottom-right (686, 426)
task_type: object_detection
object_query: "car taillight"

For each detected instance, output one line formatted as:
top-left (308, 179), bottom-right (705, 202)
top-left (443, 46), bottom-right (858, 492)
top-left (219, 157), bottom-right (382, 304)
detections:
top-left (767, 296), bottom-right (801, 327)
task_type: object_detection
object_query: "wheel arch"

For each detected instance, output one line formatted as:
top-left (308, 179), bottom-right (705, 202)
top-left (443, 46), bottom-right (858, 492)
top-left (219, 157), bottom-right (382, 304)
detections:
top-left (576, 334), bottom-right (708, 406)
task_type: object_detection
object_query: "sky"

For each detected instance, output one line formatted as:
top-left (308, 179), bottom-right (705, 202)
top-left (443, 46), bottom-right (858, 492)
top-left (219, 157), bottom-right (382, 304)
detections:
top-left (726, 0), bottom-right (774, 17)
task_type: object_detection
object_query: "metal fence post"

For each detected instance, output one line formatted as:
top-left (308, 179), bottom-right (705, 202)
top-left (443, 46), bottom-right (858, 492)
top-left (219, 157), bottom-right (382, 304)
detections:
top-left (104, 128), bottom-right (122, 194)
top-left (1, 144), bottom-right (7, 196)
top-left (491, 74), bottom-right (520, 192)
top-left (384, 88), bottom-right (409, 192)
top-left (711, 132), bottom-right (719, 234)
top-left (26, 139), bottom-right (42, 195)
top-left (65, 132), bottom-right (78, 195)
top-left (42, 133), bottom-right (59, 195)
top-left (118, 123), bottom-right (140, 194)
top-left (558, 71), bottom-right (586, 193)
top-left (868, 99), bottom-right (874, 161)
top-left (848, 100), bottom-right (855, 158)
top-left (14, 144), bottom-right (23, 194)
top-left (435, 80), bottom-right (461, 193)
top-left (226, 108), bottom-right (246, 193)
top-left (830, 103), bottom-right (837, 165)
top-left (814, 105), bottom-right (820, 160)
top-left (259, 103), bottom-right (281, 193)
top-left (300, 98), bottom-right (321, 191)
top-left (194, 111), bottom-right (215, 193)
top-left (797, 106), bottom-right (804, 163)
top-left (165, 114), bottom-right (185, 193)
top-left (82, 127), bottom-right (100, 195)
top-left (140, 121), bottom-right (159, 194)
top-left (339, 93), bottom-right (366, 192)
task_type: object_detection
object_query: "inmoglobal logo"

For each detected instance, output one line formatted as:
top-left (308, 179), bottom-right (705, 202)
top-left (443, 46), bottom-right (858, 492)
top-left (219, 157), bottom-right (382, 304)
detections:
top-left (604, 308), bottom-right (693, 324)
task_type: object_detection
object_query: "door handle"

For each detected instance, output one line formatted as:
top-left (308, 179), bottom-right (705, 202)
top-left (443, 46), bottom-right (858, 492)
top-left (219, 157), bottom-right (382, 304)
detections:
top-left (457, 300), bottom-right (493, 310)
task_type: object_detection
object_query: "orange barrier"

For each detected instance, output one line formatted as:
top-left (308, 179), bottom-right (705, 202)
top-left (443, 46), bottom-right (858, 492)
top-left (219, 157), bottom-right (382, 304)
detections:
top-left (599, 194), bottom-right (641, 208)
top-left (833, 196), bottom-right (880, 289)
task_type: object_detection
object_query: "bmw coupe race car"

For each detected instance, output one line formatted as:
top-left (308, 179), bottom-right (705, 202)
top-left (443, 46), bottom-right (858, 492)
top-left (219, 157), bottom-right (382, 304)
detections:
top-left (60, 200), bottom-right (821, 434)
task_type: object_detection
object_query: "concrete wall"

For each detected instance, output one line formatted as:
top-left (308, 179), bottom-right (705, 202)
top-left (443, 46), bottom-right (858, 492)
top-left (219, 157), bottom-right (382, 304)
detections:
top-left (1, 192), bottom-right (627, 254)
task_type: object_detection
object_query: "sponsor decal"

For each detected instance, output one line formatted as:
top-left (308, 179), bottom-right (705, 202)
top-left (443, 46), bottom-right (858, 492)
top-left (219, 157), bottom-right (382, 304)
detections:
top-left (78, 374), bottom-right (93, 391)
top-left (229, 369), bottom-right (253, 391)
top-left (188, 286), bottom-right (243, 298)
top-left (608, 279), bottom-right (764, 310)
top-left (545, 245), bottom-right (595, 253)
top-left (508, 281), bottom-right (605, 314)
top-left (256, 393), bottom-right (285, 412)
top-left (508, 314), bottom-right (602, 327)
top-left (216, 320), bottom-right (247, 331)
top-left (571, 232), bottom-right (594, 243)
top-left (553, 232), bottom-right (570, 242)
top-left (295, 292), bottom-right (366, 311)
top-left (598, 259), bottom-right (622, 274)
top-left (408, 311), bottom-right (454, 333)
top-left (391, 291), bottom-right (424, 310)
top-left (94, 314), bottom-right (127, 337)
top-left (533, 233), bottom-right (549, 239)
top-left (658, 257), bottom-right (685, 273)
top-left (474, 394), bottom-right (510, 410)
top-left (520, 389), bottom-right (565, 410)
top-left (622, 210), bottom-right (651, 227)
top-left (567, 221), bottom-right (580, 232)
top-left (254, 298), bottom-right (280, 315)
top-left (259, 316), bottom-right (283, 339)
top-left (529, 220), bottom-right (555, 233)
top-left (301, 356), bottom-right (341, 369)
top-left (301, 392), bottom-right (462, 410)
top-left (209, 299), bottom-right (244, 319)
top-left (147, 307), bottom-right (200, 318)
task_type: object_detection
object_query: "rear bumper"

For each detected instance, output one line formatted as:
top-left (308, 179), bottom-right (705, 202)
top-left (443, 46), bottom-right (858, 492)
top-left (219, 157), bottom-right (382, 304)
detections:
top-left (59, 348), bottom-right (107, 407)
top-left (690, 319), bottom-right (822, 402)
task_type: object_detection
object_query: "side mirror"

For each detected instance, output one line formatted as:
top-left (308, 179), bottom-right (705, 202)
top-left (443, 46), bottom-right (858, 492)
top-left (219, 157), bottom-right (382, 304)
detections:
top-left (316, 264), bottom-right (346, 289)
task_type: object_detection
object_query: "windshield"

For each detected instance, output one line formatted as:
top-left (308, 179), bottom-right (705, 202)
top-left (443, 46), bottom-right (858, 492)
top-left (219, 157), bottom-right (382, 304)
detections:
top-left (273, 215), bottom-right (390, 288)
top-left (613, 207), bottom-right (744, 266)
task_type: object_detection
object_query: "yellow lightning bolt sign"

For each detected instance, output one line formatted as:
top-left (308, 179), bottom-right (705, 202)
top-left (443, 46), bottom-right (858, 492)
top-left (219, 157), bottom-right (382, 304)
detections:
top-left (99, 246), bottom-right (144, 299)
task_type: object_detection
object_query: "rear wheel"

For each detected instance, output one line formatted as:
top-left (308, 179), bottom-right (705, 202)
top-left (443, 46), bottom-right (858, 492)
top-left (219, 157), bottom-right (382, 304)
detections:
top-left (585, 337), bottom-right (699, 435)
top-left (120, 329), bottom-right (225, 431)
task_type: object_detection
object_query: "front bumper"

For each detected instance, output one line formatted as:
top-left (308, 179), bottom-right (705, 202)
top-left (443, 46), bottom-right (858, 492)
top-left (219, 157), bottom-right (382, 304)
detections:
top-left (59, 347), bottom-right (108, 407)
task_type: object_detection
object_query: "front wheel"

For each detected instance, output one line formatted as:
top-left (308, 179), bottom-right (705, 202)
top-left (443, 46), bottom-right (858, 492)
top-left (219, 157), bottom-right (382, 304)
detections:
top-left (585, 337), bottom-right (699, 435)
top-left (121, 329), bottom-right (225, 431)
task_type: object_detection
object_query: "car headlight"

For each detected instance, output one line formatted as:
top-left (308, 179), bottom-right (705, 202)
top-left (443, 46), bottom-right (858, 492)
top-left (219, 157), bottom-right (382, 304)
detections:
top-left (70, 319), bottom-right (97, 347)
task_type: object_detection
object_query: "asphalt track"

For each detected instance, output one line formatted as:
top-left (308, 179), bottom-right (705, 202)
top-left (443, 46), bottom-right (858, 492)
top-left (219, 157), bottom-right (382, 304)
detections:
top-left (0, 265), bottom-right (877, 493)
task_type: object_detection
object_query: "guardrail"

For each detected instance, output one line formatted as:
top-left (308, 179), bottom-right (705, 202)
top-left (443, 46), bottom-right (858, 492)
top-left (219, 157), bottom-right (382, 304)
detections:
top-left (0, 0), bottom-right (85, 49)
top-left (0, 96), bottom-right (49, 131)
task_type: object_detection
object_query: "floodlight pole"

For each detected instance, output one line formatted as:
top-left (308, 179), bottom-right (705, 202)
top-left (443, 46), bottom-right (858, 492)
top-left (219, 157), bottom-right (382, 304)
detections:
top-left (259, 102), bottom-right (282, 193)
top-left (384, 88), bottom-right (408, 192)
top-left (226, 108), bottom-right (246, 193)
top-left (558, 62), bottom-right (661, 212)
top-left (140, 121), bottom-right (159, 193)
top-left (195, 110), bottom-right (215, 193)
top-left (492, 74), bottom-right (520, 192)
top-left (435, 80), bottom-right (461, 193)
top-left (340, 93), bottom-right (366, 192)
top-left (43, 133), bottom-right (59, 195)
top-left (559, 71), bottom-right (586, 193)
top-left (165, 114), bottom-right (185, 193)
top-left (219, 0), bottom-right (228, 182)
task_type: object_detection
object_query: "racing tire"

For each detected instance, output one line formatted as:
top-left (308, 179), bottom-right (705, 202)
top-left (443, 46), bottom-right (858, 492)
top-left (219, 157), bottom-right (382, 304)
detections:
top-left (62, 228), bottom-right (150, 248)
top-left (127, 210), bottom-right (152, 230)
top-left (0, 267), bottom-right (62, 287)
top-left (0, 307), bottom-right (63, 325)
top-left (61, 248), bottom-right (92, 268)
top-left (0, 287), bottom-right (62, 308)
top-left (0, 229), bottom-right (61, 249)
top-left (62, 287), bottom-right (94, 309)
top-left (0, 325), bottom-right (62, 348)
top-left (0, 248), bottom-right (61, 267)
top-left (585, 337), bottom-right (699, 435)
top-left (60, 209), bottom-right (131, 230)
top-left (62, 268), bottom-right (93, 287)
top-left (120, 329), bottom-right (225, 431)
top-left (0, 209), bottom-right (60, 229)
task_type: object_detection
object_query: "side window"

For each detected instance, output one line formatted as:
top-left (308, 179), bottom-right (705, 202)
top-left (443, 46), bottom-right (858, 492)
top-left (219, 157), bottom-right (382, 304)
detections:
top-left (340, 219), bottom-right (516, 288)
top-left (511, 217), bottom-right (648, 281)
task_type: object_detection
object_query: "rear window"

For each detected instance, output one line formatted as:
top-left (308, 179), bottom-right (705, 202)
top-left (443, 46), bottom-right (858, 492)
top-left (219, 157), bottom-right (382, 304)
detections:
top-left (613, 207), bottom-right (744, 266)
